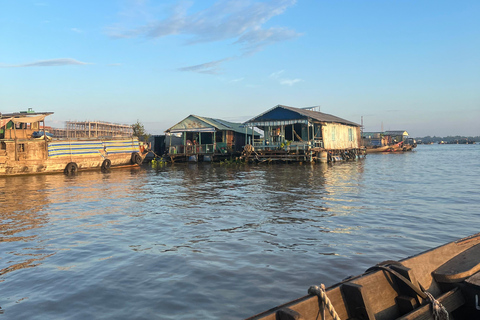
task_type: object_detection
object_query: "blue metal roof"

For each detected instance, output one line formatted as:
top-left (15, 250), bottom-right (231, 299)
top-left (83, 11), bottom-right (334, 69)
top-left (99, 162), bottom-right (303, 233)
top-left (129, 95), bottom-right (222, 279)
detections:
top-left (244, 105), bottom-right (360, 127)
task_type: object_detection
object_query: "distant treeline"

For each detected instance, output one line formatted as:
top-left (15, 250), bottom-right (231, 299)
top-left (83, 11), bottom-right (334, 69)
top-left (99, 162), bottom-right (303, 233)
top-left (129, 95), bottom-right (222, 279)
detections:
top-left (415, 136), bottom-right (479, 144)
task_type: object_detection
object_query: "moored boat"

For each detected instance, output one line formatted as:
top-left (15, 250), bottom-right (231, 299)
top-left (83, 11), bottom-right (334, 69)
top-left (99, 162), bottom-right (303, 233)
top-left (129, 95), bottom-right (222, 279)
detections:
top-left (0, 111), bottom-right (148, 176)
top-left (246, 233), bottom-right (480, 320)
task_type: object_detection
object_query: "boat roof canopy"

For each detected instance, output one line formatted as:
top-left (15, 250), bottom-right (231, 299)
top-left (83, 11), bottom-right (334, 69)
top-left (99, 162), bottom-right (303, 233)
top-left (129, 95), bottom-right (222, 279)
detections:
top-left (11, 114), bottom-right (48, 123)
top-left (1, 111), bottom-right (54, 119)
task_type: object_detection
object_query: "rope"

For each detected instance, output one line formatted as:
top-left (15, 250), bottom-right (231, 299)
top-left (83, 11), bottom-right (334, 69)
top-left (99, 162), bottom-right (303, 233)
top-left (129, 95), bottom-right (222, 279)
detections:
top-left (424, 291), bottom-right (449, 320)
top-left (308, 284), bottom-right (341, 320)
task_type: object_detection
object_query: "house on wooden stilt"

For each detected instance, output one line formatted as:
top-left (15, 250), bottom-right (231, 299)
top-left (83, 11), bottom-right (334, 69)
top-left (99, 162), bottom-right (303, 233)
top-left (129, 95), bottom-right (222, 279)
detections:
top-left (243, 105), bottom-right (364, 163)
top-left (165, 115), bottom-right (259, 162)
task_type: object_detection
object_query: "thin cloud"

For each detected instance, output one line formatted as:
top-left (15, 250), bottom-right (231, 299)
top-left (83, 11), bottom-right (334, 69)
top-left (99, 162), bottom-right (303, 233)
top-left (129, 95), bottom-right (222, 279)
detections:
top-left (71, 28), bottom-right (83, 33)
top-left (109, 0), bottom-right (301, 54)
top-left (270, 69), bottom-right (303, 86)
top-left (0, 58), bottom-right (91, 68)
top-left (280, 78), bottom-right (302, 86)
top-left (269, 70), bottom-right (285, 78)
top-left (235, 27), bottom-right (301, 55)
top-left (178, 58), bottom-right (231, 74)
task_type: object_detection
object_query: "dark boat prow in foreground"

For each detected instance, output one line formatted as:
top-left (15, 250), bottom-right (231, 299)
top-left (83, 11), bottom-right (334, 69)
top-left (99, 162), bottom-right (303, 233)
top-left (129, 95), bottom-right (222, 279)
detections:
top-left (246, 233), bottom-right (480, 320)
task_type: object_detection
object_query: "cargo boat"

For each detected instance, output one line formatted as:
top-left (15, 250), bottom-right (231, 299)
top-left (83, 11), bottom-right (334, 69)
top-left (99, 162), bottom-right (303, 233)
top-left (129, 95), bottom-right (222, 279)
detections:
top-left (0, 111), bottom-right (147, 176)
top-left (246, 233), bottom-right (480, 320)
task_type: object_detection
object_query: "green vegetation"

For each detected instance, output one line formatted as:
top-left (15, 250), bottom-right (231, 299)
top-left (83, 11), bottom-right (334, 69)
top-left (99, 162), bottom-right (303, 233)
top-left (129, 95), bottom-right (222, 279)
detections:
top-left (151, 158), bottom-right (167, 168)
top-left (132, 120), bottom-right (151, 142)
top-left (415, 136), bottom-right (479, 144)
top-left (219, 157), bottom-right (245, 165)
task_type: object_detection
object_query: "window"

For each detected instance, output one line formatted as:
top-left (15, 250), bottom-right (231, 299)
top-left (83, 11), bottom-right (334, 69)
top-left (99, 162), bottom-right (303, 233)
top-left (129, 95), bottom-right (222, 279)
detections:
top-left (331, 126), bottom-right (336, 141)
top-left (348, 128), bottom-right (354, 141)
top-left (17, 143), bottom-right (25, 152)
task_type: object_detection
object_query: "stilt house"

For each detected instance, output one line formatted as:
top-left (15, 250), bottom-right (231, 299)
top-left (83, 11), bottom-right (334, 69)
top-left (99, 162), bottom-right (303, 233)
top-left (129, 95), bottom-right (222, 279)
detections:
top-left (243, 105), bottom-right (362, 162)
top-left (165, 115), bottom-right (259, 162)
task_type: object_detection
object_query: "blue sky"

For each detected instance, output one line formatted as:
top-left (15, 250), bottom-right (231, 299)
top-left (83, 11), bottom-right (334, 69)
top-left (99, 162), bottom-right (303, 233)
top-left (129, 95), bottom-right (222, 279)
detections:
top-left (1, 0), bottom-right (479, 137)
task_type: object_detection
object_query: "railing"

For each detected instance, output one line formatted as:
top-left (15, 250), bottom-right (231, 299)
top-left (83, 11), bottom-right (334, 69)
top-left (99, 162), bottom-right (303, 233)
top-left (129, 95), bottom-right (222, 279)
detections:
top-left (249, 140), bottom-right (324, 151)
top-left (168, 144), bottom-right (217, 155)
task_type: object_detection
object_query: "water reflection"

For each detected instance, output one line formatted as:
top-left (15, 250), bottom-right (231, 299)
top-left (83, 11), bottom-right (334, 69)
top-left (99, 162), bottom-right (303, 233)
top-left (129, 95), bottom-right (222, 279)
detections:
top-left (0, 168), bottom-right (148, 278)
top-left (0, 176), bottom-right (52, 276)
top-left (5, 147), bottom-right (477, 320)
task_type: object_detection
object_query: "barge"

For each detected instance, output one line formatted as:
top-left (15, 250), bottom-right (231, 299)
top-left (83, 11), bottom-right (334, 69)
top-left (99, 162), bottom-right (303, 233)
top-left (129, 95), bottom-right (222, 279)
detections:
top-left (0, 111), bottom-right (147, 176)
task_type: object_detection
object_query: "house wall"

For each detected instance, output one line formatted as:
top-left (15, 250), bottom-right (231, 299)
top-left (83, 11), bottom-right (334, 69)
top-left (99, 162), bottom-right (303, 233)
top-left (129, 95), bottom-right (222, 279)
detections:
top-left (321, 124), bottom-right (360, 149)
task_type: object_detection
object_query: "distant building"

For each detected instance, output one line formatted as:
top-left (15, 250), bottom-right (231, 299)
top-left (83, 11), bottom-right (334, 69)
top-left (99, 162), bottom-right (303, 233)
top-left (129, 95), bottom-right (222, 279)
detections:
top-left (64, 120), bottom-right (133, 139)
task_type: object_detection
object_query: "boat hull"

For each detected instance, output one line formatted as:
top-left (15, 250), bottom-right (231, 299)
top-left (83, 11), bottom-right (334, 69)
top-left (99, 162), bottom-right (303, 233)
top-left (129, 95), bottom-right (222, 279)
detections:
top-left (0, 138), bottom-right (147, 176)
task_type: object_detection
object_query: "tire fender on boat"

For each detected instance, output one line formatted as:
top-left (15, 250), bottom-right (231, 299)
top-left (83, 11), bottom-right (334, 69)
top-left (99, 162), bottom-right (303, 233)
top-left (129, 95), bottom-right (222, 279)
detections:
top-left (64, 162), bottom-right (78, 175)
top-left (131, 152), bottom-right (142, 165)
top-left (101, 159), bottom-right (112, 171)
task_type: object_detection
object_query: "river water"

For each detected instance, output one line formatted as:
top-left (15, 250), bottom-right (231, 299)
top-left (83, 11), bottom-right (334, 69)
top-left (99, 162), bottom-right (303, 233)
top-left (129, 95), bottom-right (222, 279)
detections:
top-left (1, 144), bottom-right (479, 319)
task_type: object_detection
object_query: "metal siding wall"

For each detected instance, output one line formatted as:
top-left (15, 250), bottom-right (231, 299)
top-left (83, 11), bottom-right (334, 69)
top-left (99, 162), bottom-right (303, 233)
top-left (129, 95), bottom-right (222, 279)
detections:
top-left (321, 124), bottom-right (360, 150)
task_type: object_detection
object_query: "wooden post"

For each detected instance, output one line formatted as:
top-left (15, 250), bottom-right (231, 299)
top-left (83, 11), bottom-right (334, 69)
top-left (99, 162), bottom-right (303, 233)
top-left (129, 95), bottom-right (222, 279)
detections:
top-left (244, 126), bottom-right (247, 147)
top-left (44, 119), bottom-right (48, 159)
top-left (251, 126), bottom-right (254, 146)
top-left (13, 121), bottom-right (17, 161)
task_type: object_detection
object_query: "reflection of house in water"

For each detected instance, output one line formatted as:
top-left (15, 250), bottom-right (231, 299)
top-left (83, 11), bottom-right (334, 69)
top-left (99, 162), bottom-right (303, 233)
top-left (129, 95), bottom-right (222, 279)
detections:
top-left (243, 105), bottom-right (363, 162)
top-left (164, 115), bottom-right (259, 162)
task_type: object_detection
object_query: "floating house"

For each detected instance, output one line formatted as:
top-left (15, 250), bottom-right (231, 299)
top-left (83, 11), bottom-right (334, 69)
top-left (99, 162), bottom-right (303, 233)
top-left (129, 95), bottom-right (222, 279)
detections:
top-left (243, 105), bottom-right (363, 162)
top-left (164, 115), bottom-right (259, 162)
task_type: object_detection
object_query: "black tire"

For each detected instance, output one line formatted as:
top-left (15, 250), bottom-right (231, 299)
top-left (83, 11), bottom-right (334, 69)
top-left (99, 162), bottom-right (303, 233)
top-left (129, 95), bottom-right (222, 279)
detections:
top-left (131, 152), bottom-right (142, 165)
top-left (101, 159), bottom-right (111, 171)
top-left (64, 162), bottom-right (78, 175)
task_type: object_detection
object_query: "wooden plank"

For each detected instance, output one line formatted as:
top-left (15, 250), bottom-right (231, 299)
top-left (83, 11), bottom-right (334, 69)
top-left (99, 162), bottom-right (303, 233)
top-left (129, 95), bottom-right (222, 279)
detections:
top-left (432, 243), bottom-right (480, 283)
top-left (341, 283), bottom-right (376, 320)
top-left (396, 287), bottom-right (465, 320)
top-left (276, 308), bottom-right (303, 320)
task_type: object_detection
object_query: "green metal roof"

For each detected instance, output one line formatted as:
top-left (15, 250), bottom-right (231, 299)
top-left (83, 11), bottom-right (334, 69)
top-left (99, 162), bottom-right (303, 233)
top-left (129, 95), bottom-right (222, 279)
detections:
top-left (166, 115), bottom-right (257, 135)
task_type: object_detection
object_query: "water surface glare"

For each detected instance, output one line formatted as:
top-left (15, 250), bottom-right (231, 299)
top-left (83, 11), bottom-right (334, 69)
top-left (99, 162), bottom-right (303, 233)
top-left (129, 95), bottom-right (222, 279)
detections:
top-left (1, 144), bottom-right (479, 319)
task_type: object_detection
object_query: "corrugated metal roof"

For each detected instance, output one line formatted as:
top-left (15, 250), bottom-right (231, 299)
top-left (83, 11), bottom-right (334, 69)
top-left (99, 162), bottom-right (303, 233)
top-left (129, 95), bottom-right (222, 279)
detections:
top-left (1, 111), bottom-right (54, 119)
top-left (166, 115), bottom-right (256, 135)
top-left (244, 105), bottom-right (360, 127)
top-left (384, 130), bottom-right (409, 136)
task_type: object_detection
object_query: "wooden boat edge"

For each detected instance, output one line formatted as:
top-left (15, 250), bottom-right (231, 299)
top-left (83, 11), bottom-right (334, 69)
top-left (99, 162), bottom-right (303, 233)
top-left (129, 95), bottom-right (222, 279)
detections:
top-left (245, 233), bottom-right (480, 320)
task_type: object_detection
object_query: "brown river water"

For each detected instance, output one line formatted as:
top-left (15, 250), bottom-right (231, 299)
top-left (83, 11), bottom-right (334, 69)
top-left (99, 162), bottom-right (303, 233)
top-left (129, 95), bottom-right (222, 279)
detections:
top-left (1, 144), bottom-right (479, 319)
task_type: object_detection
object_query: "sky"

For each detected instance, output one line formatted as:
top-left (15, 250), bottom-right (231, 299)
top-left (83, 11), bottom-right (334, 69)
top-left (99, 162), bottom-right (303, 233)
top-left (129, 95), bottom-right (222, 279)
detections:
top-left (1, 0), bottom-right (479, 137)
